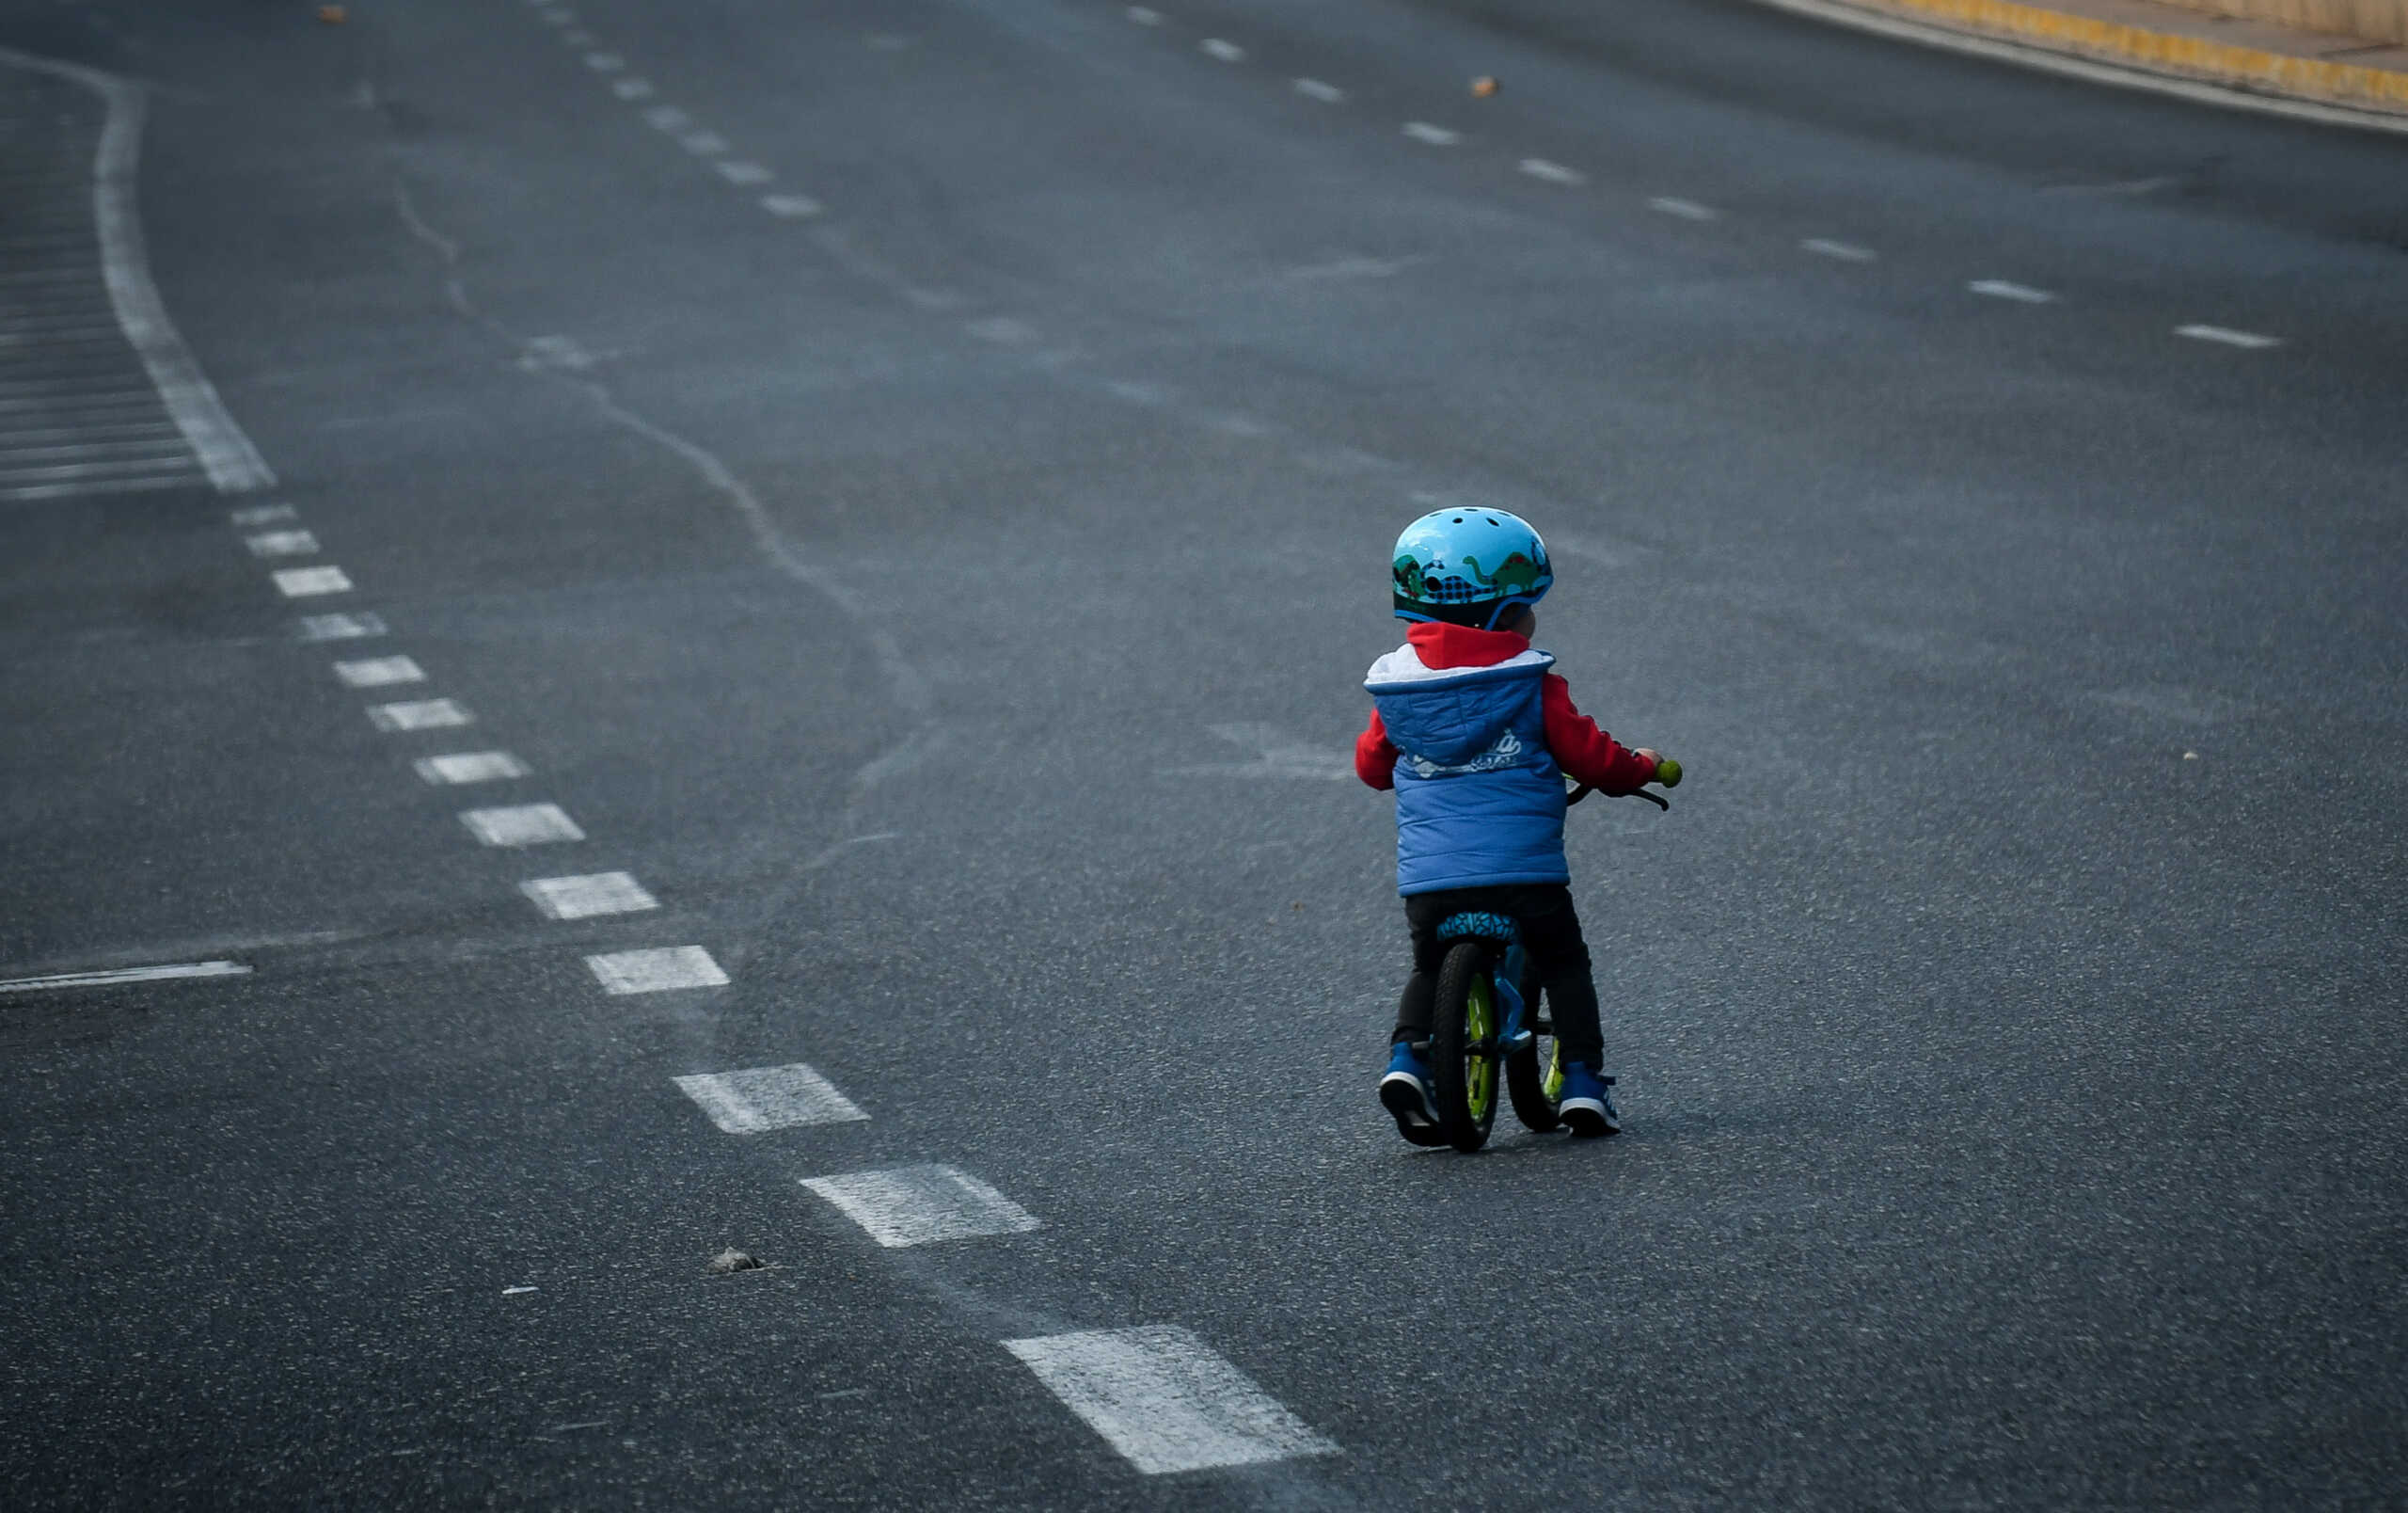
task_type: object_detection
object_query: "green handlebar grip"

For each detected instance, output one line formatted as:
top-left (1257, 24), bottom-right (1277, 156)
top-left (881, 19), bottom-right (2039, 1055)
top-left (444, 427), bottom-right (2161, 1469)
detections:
top-left (1654, 756), bottom-right (1682, 788)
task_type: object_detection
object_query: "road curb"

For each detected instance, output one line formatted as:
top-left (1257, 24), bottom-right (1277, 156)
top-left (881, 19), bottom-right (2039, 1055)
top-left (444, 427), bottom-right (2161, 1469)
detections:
top-left (1794, 0), bottom-right (2408, 115)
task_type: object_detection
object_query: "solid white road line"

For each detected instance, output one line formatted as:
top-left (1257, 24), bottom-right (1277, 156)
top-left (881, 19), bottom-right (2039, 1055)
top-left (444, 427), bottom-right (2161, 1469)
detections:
top-left (713, 161), bottom-right (773, 185)
top-left (1003, 1326), bottom-right (1339, 1475)
top-left (296, 611), bottom-right (387, 641)
top-left (800, 1165), bottom-right (1039, 1248)
top-left (674, 1063), bottom-right (867, 1132)
top-left (586, 946), bottom-right (727, 995)
top-left (2176, 324), bottom-right (2281, 349)
top-left (1969, 279), bottom-right (2057, 303)
top-left (414, 751), bottom-right (531, 785)
top-left (272, 565), bottom-right (352, 597)
top-left (1519, 157), bottom-right (1585, 184)
top-left (367, 698), bottom-right (471, 732)
top-left (1200, 38), bottom-right (1245, 61)
top-left (1126, 5), bottom-right (1164, 23)
top-left (0, 421), bottom-right (182, 447)
top-left (0, 960), bottom-right (250, 995)
top-left (332, 655), bottom-right (423, 689)
top-left (459, 804), bottom-right (583, 847)
top-left (228, 502), bottom-right (294, 526)
top-left (1802, 237), bottom-right (1877, 262)
top-left (0, 49), bottom-right (275, 493)
top-left (1292, 77), bottom-right (1346, 103)
top-left (1402, 121), bottom-right (1461, 145)
top-left (1649, 196), bottom-right (1719, 220)
top-left (760, 194), bottom-right (822, 218)
top-left (8, 438), bottom-right (196, 465)
top-left (520, 871), bottom-right (657, 920)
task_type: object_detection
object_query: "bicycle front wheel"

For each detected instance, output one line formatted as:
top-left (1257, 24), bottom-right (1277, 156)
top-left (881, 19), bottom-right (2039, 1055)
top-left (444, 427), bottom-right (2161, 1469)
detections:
top-left (1431, 942), bottom-right (1501, 1153)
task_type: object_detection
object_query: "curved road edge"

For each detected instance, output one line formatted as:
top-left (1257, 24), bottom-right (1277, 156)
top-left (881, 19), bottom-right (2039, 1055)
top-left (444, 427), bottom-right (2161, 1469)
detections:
top-left (1747, 0), bottom-right (2408, 133)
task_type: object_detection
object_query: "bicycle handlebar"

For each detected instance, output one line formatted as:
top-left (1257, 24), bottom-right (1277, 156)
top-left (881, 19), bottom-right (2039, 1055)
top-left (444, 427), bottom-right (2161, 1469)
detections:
top-left (1565, 755), bottom-right (1681, 810)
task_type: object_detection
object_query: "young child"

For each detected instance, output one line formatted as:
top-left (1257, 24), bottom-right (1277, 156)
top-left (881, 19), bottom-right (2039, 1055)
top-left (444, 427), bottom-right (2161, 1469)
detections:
top-left (1355, 507), bottom-right (1661, 1142)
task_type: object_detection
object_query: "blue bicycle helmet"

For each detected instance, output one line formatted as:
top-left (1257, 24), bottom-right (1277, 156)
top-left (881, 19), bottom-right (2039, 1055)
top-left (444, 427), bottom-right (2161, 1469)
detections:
top-left (1390, 507), bottom-right (1553, 629)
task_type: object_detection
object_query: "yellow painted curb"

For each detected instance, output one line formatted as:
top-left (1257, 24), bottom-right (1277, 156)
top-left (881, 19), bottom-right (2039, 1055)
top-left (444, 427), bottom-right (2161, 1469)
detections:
top-left (1847, 0), bottom-right (2408, 110)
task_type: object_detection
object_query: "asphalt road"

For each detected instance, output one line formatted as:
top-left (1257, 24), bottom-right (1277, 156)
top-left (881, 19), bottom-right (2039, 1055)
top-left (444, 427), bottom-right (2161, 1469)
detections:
top-left (1, 0), bottom-right (2402, 1506)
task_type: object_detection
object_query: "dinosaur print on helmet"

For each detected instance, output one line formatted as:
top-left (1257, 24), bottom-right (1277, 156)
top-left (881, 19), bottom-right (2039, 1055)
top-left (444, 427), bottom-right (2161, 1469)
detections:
top-left (1389, 507), bottom-right (1554, 629)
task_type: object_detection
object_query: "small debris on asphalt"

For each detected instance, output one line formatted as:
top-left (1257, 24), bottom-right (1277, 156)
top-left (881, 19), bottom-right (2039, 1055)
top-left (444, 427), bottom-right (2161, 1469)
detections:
top-left (317, 5), bottom-right (348, 22)
top-left (1470, 75), bottom-right (1499, 97)
top-left (710, 1248), bottom-right (766, 1274)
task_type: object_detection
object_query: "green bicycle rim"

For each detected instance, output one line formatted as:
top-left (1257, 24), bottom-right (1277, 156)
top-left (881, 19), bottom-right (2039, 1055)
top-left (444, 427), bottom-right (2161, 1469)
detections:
top-left (1465, 974), bottom-right (1497, 1123)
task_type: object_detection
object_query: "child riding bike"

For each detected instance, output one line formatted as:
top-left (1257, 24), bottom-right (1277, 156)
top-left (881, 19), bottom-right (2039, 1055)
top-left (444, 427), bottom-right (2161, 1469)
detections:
top-left (1355, 507), bottom-right (1665, 1143)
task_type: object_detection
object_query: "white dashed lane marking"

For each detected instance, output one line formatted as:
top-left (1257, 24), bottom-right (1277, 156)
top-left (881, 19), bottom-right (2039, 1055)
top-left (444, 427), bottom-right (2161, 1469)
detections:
top-left (272, 565), bottom-right (352, 597)
top-left (2177, 324), bottom-right (2280, 349)
top-left (297, 611), bottom-right (387, 642)
top-left (459, 803), bottom-right (584, 847)
top-left (713, 161), bottom-right (774, 185)
top-left (1802, 238), bottom-right (1877, 262)
top-left (1201, 39), bottom-right (1246, 62)
top-left (1649, 196), bottom-right (1720, 221)
top-left (642, 105), bottom-right (689, 131)
top-left (332, 655), bottom-right (423, 689)
top-left (1171, 723), bottom-right (1353, 780)
top-left (1402, 121), bottom-right (1461, 146)
top-left (521, 870), bottom-right (657, 919)
top-left (229, 502), bottom-right (295, 526)
top-left (611, 78), bottom-right (655, 100)
top-left (760, 195), bottom-right (822, 219)
top-left (582, 52), bottom-right (626, 72)
top-left (675, 1063), bottom-right (867, 1132)
top-left (244, 529), bottom-right (318, 557)
top-left (1518, 157), bottom-right (1585, 185)
top-left (1969, 279), bottom-right (2057, 303)
top-left (677, 130), bottom-right (730, 156)
top-left (801, 1165), bottom-right (1040, 1248)
top-left (1004, 1326), bottom-right (1339, 1475)
top-left (414, 751), bottom-right (531, 786)
top-left (1293, 77), bottom-right (1346, 103)
top-left (367, 698), bottom-right (471, 732)
top-left (1126, 5), bottom-right (1164, 23)
top-left (586, 946), bottom-right (728, 995)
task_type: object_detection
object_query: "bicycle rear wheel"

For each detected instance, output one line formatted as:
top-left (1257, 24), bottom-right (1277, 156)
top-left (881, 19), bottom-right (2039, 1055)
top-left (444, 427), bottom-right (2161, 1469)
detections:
top-left (1505, 959), bottom-right (1563, 1133)
top-left (1431, 942), bottom-right (1501, 1153)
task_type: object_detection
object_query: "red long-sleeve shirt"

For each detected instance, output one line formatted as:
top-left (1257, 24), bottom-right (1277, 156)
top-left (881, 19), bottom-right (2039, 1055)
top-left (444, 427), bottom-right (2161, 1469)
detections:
top-left (1354, 622), bottom-right (1656, 795)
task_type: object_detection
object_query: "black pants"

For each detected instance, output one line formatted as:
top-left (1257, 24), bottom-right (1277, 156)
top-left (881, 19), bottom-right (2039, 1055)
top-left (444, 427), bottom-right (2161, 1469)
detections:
top-left (1395, 884), bottom-right (1606, 1071)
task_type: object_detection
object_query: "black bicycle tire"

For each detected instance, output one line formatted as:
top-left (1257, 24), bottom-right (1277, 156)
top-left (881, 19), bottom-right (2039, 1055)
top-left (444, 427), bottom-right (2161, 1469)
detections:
top-left (1505, 960), bottom-right (1562, 1133)
top-left (1431, 942), bottom-right (1498, 1154)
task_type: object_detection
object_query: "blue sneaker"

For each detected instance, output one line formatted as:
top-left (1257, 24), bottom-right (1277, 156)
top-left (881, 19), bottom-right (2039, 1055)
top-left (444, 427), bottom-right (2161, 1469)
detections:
top-left (1378, 1042), bottom-right (1446, 1146)
top-left (1558, 1062), bottom-right (1621, 1138)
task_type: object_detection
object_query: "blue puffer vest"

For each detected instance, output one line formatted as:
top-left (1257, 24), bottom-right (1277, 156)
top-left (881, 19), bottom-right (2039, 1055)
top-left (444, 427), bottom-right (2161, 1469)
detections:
top-left (1366, 644), bottom-right (1567, 895)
